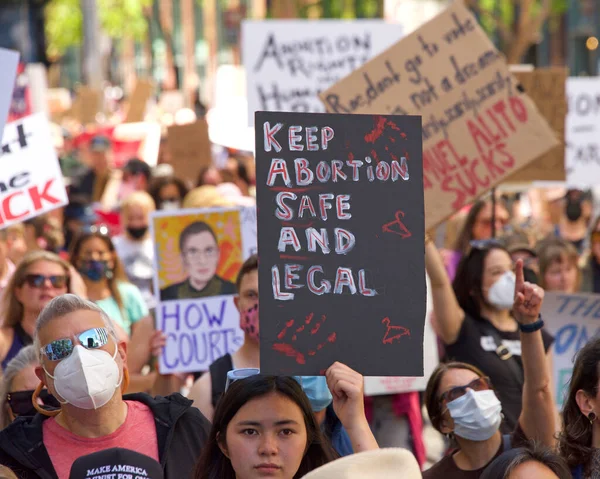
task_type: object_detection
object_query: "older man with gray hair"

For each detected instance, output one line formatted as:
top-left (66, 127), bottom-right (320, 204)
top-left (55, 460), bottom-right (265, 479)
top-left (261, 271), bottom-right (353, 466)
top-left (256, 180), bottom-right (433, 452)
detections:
top-left (0, 294), bottom-right (210, 479)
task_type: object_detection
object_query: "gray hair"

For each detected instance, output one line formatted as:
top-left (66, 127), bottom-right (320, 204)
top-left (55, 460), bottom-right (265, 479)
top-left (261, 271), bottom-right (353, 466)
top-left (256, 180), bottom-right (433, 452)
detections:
top-left (34, 294), bottom-right (118, 361)
top-left (0, 345), bottom-right (39, 429)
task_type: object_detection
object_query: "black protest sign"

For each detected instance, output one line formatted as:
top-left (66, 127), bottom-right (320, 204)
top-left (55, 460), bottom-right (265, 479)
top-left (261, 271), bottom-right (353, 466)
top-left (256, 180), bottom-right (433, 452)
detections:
top-left (256, 111), bottom-right (426, 376)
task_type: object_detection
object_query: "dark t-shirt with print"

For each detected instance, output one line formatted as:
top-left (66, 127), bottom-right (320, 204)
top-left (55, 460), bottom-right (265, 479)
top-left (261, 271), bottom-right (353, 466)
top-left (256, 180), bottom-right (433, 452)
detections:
top-left (423, 426), bottom-right (527, 479)
top-left (443, 314), bottom-right (554, 433)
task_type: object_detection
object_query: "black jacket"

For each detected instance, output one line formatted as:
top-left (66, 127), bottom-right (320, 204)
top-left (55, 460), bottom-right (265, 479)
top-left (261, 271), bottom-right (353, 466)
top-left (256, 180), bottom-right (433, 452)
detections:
top-left (0, 393), bottom-right (210, 479)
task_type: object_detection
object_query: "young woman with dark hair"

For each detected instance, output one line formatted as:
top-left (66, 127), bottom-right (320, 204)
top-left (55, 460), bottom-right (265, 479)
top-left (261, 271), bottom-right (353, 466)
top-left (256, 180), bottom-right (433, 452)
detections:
top-left (423, 260), bottom-right (555, 478)
top-left (480, 443), bottom-right (571, 479)
top-left (426, 236), bottom-right (554, 432)
top-left (558, 337), bottom-right (600, 477)
top-left (194, 362), bottom-right (379, 479)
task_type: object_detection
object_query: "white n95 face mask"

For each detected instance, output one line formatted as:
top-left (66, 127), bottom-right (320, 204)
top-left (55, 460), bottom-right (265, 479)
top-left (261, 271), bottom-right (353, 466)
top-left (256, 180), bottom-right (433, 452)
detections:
top-left (45, 344), bottom-right (122, 410)
top-left (487, 271), bottom-right (516, 310)
top-left (446, 389), bottom-right (502, 441)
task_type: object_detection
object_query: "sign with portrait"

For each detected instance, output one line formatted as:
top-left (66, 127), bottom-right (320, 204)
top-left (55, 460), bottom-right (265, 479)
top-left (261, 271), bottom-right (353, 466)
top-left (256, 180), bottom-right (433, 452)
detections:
top-left (151, 206), bottom-right (257, 374)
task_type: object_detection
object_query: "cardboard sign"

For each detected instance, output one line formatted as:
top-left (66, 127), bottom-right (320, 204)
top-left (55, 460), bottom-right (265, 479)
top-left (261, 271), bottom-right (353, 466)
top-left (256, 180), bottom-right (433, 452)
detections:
top-left (541, 292), bottom-right (600, 408)
top-left (505, 68), bottom-right (567, 182)
top-left (0, 114), bottom-right (68, 229)
top-left (255, 111), bottom-right (426, 376)
top-left (565, 77), bottom-right (600, 188)
top-left (125, 80), bottom-right (154, 123)
top-left (320, 2), bottom-right (559, 230)
top-left (242, 20), bottom-right (403, 125)
top-left (167, 119), bottom-right (212, 185)
top-left (0, 48), bottom-right (20, 135)
top-left (364, 274), bottom-right (438, 395)
top-left (151, 206), bottom-right (257, 374)
top-left (71, 87), bottom-right (101, 125)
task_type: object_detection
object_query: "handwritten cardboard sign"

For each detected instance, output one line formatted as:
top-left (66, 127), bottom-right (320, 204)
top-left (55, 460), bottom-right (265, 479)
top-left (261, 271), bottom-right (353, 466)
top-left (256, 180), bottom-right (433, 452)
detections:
top-left (151, 206), bottom-right (257, 374)
top-left (167, 119), bottom-right (213, 186)
top-left (242, 20), bottom-right (403, 126)
top-left (125, 79), bottom-right (154, 123)
top-left (364, 274), bottom-right (438, 395)
top-left (320, 2), bottom-right (559, 230)
top-left (0, 114), bottom-right (68, 229)
top-left (506, 67), bottom-right (567, 182)
top-left (255, 111), bottom-right (426, 376)
top-left (541, 292), bottom-right (600, 408)
top-left (71, 86), bottom-right (101, 125)
top-left (1, 49), bottom-right (20, 134)
top-left (565, 77), bottom-right (600, 188)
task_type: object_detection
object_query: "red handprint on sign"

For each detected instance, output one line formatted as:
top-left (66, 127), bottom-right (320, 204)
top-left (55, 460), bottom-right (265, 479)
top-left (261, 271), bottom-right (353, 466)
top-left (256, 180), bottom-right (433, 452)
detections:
top-left (382, 317), bottom-right (410, 345)
top-left (272, 313), bottom-right (337, 365)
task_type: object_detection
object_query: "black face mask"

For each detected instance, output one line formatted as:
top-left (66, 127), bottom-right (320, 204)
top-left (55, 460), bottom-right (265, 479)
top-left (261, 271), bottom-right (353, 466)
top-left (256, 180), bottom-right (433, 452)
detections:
top-left (523, 267), bottom-right (539, 285)
top-left (566, 198), bottom-right (583, 222)
top-left (127, 226), bottom-right (148, 240)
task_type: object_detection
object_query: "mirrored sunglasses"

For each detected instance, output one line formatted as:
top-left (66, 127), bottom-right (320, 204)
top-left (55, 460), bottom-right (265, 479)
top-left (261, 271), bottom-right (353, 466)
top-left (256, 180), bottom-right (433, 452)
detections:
top-left (224, 368), bottom-right (302, 392)
top-left (41, 327), bottom-right (110, 361)
top-left (439, 376), bottom-right (493, 404)
top-left (23, 274), bottom-right (68, 289)
top-left (7, 389), bottom-right (60, 416)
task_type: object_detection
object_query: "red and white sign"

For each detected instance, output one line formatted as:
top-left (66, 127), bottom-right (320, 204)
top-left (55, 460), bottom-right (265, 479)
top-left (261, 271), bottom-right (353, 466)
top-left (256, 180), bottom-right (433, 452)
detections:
top-left (0, 114), bottom-right (68, 229)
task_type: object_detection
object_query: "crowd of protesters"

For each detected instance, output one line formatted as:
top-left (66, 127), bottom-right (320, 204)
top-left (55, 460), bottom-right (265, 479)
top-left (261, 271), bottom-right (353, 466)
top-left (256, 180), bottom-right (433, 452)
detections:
top-left (2, 108), bottom-right (600, 479)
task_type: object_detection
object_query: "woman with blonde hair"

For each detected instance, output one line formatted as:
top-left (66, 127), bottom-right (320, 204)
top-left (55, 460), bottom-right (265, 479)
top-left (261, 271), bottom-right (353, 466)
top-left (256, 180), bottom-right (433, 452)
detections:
top-left (0, 251), bottom-right (80, 370)
top-left (114, 191), bottom-right (156, 310)
top-left (0, 346), bottom-right (59, 429)
top-left (537, 236), bottom-right (581, 293)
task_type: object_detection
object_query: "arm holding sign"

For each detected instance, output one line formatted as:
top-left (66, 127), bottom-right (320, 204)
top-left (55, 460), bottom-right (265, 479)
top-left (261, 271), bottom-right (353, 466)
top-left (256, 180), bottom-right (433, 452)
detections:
top-left (425, 236), bottom-right (465, 344)
top-left (513, 259), bottom-right (556, 447)
top-left (326, 362), bottom-right (378, 453)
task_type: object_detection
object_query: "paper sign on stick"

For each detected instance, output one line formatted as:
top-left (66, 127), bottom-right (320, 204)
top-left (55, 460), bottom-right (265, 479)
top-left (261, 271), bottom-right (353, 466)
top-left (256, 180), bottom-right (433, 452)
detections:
top-left (255, 111), bottom-right (425, 376)
top-left (151, 206), bottom-right (257, 374)
top-left (0, 48), bottom-right (20, 135)
top-left (505, 68), bottom-right (567, 182)
top-left (242, 20), bottom-right (403, 125)
top-left (320, 2), bottom-right (559, 230)
top-left (125, 80), bottom-right (154, 123)
top-left (167, 119), bottom-right (212, 185)
top-left (565, 77), bottom-right (600, 189)
top-left (71, 87), bottom-right (101, 125)
top-left (0, 114), bottom-right (68, 229)
top-left (540, 292), bottom-right (600, 408)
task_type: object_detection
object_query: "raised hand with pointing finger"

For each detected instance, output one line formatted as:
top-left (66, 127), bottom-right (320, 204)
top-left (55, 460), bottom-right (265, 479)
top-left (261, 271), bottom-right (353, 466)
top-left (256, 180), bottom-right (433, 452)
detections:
top-left (513, 258), bottom-right (544, 326)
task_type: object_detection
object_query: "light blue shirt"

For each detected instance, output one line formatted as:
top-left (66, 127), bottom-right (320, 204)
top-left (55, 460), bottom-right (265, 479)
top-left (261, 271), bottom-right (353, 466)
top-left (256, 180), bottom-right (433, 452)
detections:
top-left (95, 281), bottom-right (148, 335)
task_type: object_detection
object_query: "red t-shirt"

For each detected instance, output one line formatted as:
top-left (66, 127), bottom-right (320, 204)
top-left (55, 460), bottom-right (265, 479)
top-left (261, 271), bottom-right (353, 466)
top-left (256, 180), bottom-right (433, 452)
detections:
top-left (43, 401), bottom-right (159, 479)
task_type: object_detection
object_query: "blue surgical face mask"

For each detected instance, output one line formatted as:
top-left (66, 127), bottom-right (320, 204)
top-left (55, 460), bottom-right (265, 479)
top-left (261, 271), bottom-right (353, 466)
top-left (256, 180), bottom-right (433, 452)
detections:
top-left (301, 376), bottom-right (332, 412)
top-left (79, 260), bottom-right (112, 282)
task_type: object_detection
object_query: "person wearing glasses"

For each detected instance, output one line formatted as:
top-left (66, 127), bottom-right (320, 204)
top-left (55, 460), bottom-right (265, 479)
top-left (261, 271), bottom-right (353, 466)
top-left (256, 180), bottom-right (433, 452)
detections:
top-left (426, 235), bottom-right (554, 433)
top-left (423, 259), bottom-right (555, 478)
top-left (0, 251), bottom-right (80, 371)
top-left (0, 294), bottom-right (210, 478)
top-left (160, 221), bottom-right (236, 301)
top-left (193, 362), bottom-right (379, 479)
top-left (0, 346), bottom-right (59, 429)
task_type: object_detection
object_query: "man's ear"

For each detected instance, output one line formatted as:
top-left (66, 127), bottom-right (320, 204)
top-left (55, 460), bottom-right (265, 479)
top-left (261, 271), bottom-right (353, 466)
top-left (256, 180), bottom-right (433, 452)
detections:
top-left (217, 432), bottom-right (230, 459)
top-left (35, 366), bottom-right (47, 386)
top-left (233, 295), bottom-right (241, 313)
top-left (118, 340), bottom-right (128, 363)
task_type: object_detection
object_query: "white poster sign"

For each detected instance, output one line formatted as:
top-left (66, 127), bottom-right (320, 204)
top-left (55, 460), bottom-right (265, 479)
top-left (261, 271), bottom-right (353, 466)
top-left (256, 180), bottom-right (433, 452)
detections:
top-left (566, 77), bottom-right (600, 188)
top-left (0, 48), bottom-right (19, 135)
top-left (364, 275), bottom-right (438, 395)
top-left (0, 114), bottom-right (68, 229)
top-left (151, 206), bottom-right (257, 374)
top-left (540, 292), bottom-right (600, 408)
top-left (242, 20), bottom-right (403, 125)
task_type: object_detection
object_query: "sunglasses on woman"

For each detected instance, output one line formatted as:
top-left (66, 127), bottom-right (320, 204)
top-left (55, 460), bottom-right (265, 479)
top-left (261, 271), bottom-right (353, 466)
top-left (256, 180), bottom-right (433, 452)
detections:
top-left (40, 327), bottom-right (110, 362)
top-left (439, 376), bottom-right (493, 404)
top-left (7, 389), bottom-right (60, 417)
top-left (23, 274), bottom-right (68, 289)
top-left (225, 368), bottom-right (302, 392)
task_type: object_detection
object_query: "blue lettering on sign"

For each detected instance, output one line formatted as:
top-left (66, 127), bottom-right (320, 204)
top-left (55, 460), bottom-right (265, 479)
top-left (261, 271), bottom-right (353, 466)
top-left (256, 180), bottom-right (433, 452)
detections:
top-left (159, 298), bottom-right (244, 371)
top-left (554, 323), bottom-right (600, 355)
top-left (556, 295), bottom-right (600, 318)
